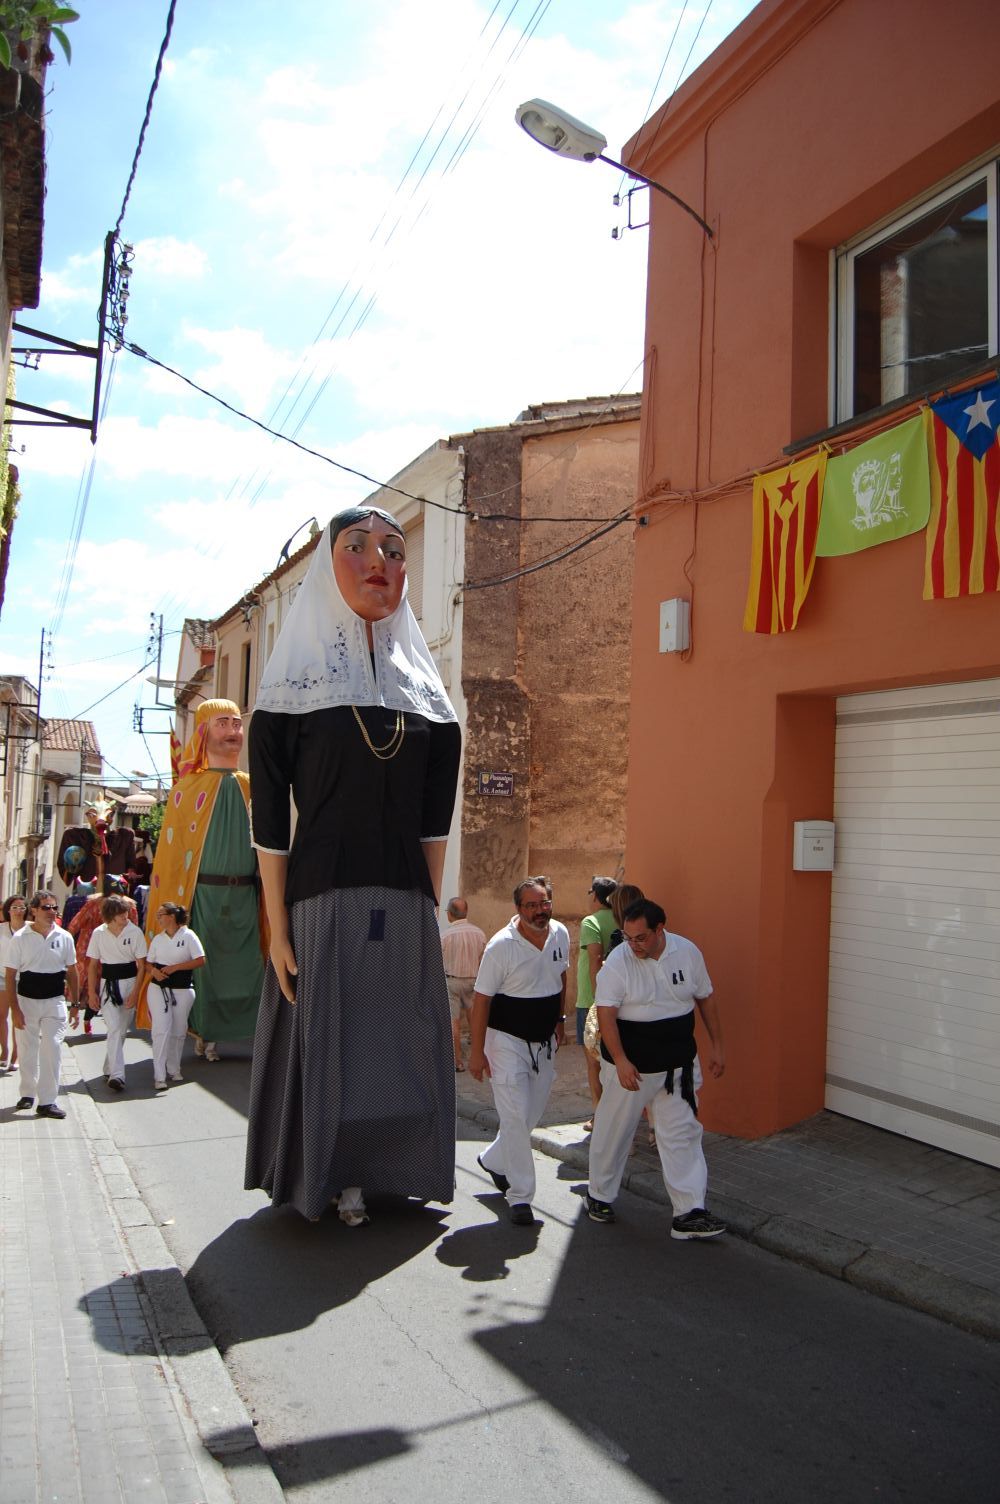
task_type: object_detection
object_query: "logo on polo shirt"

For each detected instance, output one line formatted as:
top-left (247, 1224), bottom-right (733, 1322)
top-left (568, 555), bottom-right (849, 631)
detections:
top-left (672, 969), bottom-right (686, 985)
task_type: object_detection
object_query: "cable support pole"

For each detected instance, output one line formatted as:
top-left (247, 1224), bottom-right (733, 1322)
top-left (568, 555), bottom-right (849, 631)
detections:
top-left (598, 153), bottom-right (713, 239)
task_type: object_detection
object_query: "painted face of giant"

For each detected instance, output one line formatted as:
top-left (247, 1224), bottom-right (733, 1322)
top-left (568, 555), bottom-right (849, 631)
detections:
top-left (332, 512), bottom-right (407, 625)
top-left (203, 713), bottom-right (244, 765)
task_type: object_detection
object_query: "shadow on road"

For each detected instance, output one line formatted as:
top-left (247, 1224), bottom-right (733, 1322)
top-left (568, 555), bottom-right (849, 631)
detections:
top-left (183, 1198), bottom-right (450, 1355)
top-left (472, 1192), bottom-right (1000, 1504)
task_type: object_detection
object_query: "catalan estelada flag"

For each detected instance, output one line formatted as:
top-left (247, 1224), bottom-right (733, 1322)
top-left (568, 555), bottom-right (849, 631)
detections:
top-left (743, 453), bottom-right (827, 633)
top-left (924, 379), bottom-right (1000, 599)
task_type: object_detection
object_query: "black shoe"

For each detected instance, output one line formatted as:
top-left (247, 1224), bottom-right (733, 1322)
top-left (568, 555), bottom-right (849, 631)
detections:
top-left (14, 1096), bottom-right (33, 1111)
top-left (586, 1195), bottom-right (616, 1224)
top-left (106, 1078), bottom-right (125, 1093)
top-left (671, 1208), bottom-right (726, 1240)
top-left (36, 1102), bottom-right (66, 1120)
top-left (477, 1153), bottom-right (510, 1195)
top-left (509, 1203), bottom-right (534, 1226)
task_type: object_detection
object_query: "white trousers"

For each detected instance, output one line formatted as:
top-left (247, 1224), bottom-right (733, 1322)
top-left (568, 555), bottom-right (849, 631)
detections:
top-left (100, 983), bottom-right (136, 1081)
top-left (148, 984), bottom-right (194, 1082)
top-left (16, 995), bottom-right (68, 1108)
top-left (480, 1027), bottom-right (557, 1206)
top-left (589, 1056), bottom-right (707, 1217)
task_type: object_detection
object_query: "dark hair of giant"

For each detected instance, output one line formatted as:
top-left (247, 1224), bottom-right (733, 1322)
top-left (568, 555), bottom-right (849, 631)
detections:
top-left (329, 506), bottom-right (404, 546)
top-left (622, 897), bottom-right (666, 930)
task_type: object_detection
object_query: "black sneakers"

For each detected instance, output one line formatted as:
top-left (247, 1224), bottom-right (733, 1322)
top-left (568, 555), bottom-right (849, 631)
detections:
top-left (36, 1102), bottom-right (67, 1120)
top-left (509, 1203), bottom-right (534, 1226)
top-left (586, 1195), bottom-right (616, 1224)
top-left (671, 1208), bottom-right (726, 1240)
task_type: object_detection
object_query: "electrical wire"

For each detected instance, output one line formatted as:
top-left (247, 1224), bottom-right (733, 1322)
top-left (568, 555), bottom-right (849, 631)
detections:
top-left (120, 338), bottom-right (633, 524)
top-left (463, 510), bottom-right (633, 591)
top-left (151, 1), bottom-right (548, 625)
top-left (619, 0), bottom-right (691, 193)
top-left (49, 353), bottom-right (119, 638)
top-left (113, 0), bottom-right (178, 236)
top-left (628, 0), bottom-right (716, 186)
top-left (59, 632), bottom-right (181, 669)
top-left (70, 657), bottom-right (155, 720)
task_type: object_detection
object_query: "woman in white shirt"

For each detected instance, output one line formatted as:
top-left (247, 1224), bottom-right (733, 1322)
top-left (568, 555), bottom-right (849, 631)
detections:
top-left (0, 894), bottom-right (27, 1070)
top-left (146, 902), bottom-right (206, 1092)
top-left (85, 895), bottom-right (148, 1093)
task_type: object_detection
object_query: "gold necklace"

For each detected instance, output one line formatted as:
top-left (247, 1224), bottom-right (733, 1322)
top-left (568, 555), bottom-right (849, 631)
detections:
top-left (352, 705), bottom-right (405, 760)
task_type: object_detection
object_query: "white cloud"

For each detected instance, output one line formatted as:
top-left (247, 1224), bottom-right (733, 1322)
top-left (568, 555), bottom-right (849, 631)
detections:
top-left (183, 324), bottom-right (301, 414)
top-left (131, 236), bottom-right (209, 282)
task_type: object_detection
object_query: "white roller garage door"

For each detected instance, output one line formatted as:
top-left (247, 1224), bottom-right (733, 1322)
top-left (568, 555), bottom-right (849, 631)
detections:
top-left (826, 677), bottom-right (1000, 1168)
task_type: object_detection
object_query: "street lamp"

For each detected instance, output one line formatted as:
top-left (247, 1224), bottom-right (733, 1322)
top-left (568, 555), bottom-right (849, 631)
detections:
top-left (515, 98), bottom-right (714, 240)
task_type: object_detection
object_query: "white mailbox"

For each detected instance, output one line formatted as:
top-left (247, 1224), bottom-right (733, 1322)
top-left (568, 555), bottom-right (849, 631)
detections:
top-left (793, 820), bottom-right (835, 872)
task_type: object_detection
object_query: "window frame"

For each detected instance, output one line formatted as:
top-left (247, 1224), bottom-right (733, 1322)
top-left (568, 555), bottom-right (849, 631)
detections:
top-left (833, 156), bottom-right (999, 424)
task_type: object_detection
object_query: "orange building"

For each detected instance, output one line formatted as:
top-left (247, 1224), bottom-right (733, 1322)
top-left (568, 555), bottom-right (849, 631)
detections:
top-left (624, 0), bottom-right (1000, 1165)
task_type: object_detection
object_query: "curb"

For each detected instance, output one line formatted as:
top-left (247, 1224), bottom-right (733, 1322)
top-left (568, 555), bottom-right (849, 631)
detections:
top-left (63, 1050), bottom-right (285, 1504)
top-left (458, 1095), bottom-right (1000, 1344)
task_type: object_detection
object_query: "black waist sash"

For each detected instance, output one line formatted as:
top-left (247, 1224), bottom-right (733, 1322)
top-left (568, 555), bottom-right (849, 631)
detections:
top-left (18, 970), bottom-right (66, 1000)
top-left (488, 991), bottom-right (562, 1043)
top-left (151, 970), bottom-right (194, 990)
top-left (601, 1011), bottom-right (699, 1114)
top-left (101, 961), bottom-right (138, 1008)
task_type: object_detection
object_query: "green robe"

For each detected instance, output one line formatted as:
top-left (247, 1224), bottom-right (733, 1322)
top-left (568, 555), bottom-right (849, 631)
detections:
top-left (188, 772), bottom-right (265, 1041)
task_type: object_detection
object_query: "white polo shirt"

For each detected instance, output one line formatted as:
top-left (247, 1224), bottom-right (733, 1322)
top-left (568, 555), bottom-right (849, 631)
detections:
top-left (86, 921), bottom-right (148, 966)
top-left (9, 924), bottom-right (77, 978)
top-left (475, 917), bottom-right (570, 999)
top-left (595, 932), bottom-right (711, 1021)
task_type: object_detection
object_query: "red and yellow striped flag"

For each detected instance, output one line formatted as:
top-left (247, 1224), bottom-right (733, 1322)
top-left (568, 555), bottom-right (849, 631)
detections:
top-left (743, 453), bottom-right (827, 633)
top-left (923, 382), bottom-right (1000, 599)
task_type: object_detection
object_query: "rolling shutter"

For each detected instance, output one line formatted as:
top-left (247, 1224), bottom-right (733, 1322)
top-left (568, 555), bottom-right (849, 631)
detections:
top-left (826, 678), bottom-right (1000, 1167)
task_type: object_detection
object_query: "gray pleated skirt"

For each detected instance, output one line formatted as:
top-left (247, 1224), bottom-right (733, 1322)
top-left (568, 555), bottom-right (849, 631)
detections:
top-left (244, 885), bottom-right (456, 1219)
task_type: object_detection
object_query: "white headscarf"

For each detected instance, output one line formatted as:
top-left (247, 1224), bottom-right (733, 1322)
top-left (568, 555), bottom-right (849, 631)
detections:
top-left (254, 510), bottom-right (457, 723)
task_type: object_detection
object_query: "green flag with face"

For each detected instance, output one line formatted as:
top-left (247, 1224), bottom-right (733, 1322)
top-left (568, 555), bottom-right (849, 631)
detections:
top-left (816, 415), bottom-right (930, 557)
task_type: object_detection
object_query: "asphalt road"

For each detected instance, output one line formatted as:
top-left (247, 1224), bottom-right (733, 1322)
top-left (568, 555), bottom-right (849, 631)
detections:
top-left (69, 1030), bottom-right (1000, 1504)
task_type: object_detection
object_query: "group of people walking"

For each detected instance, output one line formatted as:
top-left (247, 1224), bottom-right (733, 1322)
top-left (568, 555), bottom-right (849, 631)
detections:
top-left (464, 875), bottom-right (726, 1240)
top-left (4, 502), bottom-right (724, 1248)
top-left (1, 892), bottom-right (207, 1112)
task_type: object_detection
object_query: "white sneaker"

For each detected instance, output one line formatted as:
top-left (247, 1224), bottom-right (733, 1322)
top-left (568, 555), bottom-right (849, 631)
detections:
top-left (204, 1044), bottom-right (220, 1062)
top-left (154, 1080), bottom-right (168, 1092)
top-left (168, 1072), bottom-right (184, 1082)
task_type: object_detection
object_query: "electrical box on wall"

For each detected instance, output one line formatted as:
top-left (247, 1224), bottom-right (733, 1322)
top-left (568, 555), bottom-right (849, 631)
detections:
top-left (659, 598), bottom-right (690, 653)
top-left (793, 820), bottom-right (835, 872)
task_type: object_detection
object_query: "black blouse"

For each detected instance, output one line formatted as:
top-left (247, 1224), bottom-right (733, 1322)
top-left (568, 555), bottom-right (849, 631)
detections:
top-left (248, 705), bottom-right (461, 906)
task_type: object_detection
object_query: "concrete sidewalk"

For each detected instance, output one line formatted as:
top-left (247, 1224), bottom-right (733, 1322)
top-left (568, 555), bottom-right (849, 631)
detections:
top-left (0, 1046), bottom-right (283, 1504)
top-left (457, 1039), bottom-right (1000, 1343)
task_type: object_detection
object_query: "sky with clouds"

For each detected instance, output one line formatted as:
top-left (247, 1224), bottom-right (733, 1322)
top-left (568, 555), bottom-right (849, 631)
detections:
top-left (1, 0), bottom-right (756, 784)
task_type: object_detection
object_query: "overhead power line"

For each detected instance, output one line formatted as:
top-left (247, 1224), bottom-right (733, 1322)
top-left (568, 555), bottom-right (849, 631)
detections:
top-left (120, 338), bottom-right (632, 525)
top-left (114, 0), bottom-right (178, 235)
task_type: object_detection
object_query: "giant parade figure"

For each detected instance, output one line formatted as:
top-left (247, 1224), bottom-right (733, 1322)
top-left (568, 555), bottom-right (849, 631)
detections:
top-left (135, 699), bottom-right (266, 1056)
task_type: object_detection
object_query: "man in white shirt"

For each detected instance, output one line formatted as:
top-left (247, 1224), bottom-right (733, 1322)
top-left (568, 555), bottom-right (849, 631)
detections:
top-left (440, 897), bottom-right (487, 1071)
top-left (7, 891), bottom-right (79, 1119)
top-left (469, 878), bottom-right (569, 1226)
top-left (587, 897), bottom-right (726, 1239)
top-left (86, 895), bottom-right (148, 1093)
